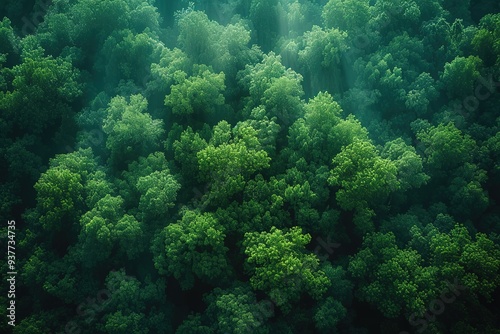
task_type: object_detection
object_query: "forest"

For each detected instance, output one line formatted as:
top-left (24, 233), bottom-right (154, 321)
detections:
top-left (1, 0), bottom-right (499, 333)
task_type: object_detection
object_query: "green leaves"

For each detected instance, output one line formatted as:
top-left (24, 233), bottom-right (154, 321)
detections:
top-left (472, 14), bottom-right (500, 67)
top-left (114, 214), bottom-right (144, 259)
top-left (152, 210), bottom-right (230, 290)
top-left (322, 0), bottom-right (370, 32)
top-left (102, 269), bottom-right (172, 333)
top-left (78, 195), bottom-right (125, 266)
top-left (299, 26), bottom-right (348, 70)
top-left (416, 122), bottom-right (476, 170)
top-left (314, 297), bottom-right (347, 332)
top-left (164, 65), bottom-right (225, 115)
top-left (348, 232), bottom-right (438, 318)
top-left (243, 226), bottom-right (330, 313)
top-left (179, 283), bottom-right (272, 334)
top-left (239, 52), bottom-right (304, 124)
top-left (329, 139), bottom-right (399, 211)
top-left (103, 94), bottom-right (164, 168)
top-left (177, 10), bottom-right (220, 64)
top-left (428, 224), bottom-right (500, 300)
top-left (262, 75), bottom-right (304, 125)
top-left (136, 170), bottom-right (180, 220)
top-left (117, 152), bottom-right (180, 222)
top-left (0, 46), bottom-right (81, 134)
top-left (440, 55), bottom-right (483, 98)
top-left (97, 29), bottom-right (163, 87)
top-left (287, 91), bottom-right (360, 164)
top-left (35, 166), bottom-right (84, 231)
top-left (197, 121), bottom-right (270, 204)
top-left (382, 138), bottom-right (429, 191)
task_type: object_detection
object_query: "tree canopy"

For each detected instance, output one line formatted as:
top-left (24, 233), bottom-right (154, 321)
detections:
top-left (2, 1), bottom-right (499, 334)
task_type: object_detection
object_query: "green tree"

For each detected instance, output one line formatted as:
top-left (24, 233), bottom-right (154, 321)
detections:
top-left (176, 9), bottom-right (220, 64)
top-left (234, 106), bottom-right (281, 158)
top-left (243, 226), bottom-right (330, 313)
top-left (35, 167), bottom-right (84, 231)
top-left (381, 138), bottom-right (429, 191)
top-left (99, 269), bottom-right (173, 334)
top-left (178, 283), bottom-right (272, 333)
top-left (152, 210), bottom-right (231, 289)
top-left (249, 0), bottom-right (279, 52)
top-left (472, 14), bottom-right (500, 67)
top-left (0, 18), bottom-right (20, 68)
top-left (164, 65), bottom-right (225, 116)
top-left (96, 29), bottom-right (163, 88)
top-left (298, 25), bottom-right (348, 94)
top-left (214, 174), bottom-right (289, 234)
top-left (322, 0), bottom-right (370, 33)
top-left (197, 121), bottom-right (271, 204)
top-left (370, 0), bottom-right (423, 35)
top-left (348, 232), bottom-right (439, 318)
top-left (116, 152), bottom-right (180, 227)
top-left (114, 214), bottom-right (145, 259)
top-left (136, 169), bottom-right (181, 221)
top-left (410, 223), bottom-right (500, 303)
top-left (286, 92), bottom-right (365, 165)
top-left (314, 297), bottom-right (347, 333)
top-left (33, 147), bottom-right (97, 232)
top-left (103, 94), bottom-right (164, 168)
top-left (328, 139), bottom-right (399, 232)
top-left (77, 195), bottom-right (131, 267)
top-left (0, 46), bottom-right (82, 134)
top-left (211, 19), bottom-right (257, 80)
top-left (440, 55), bottom-right (483, 99)
top-left (238, 52), bottom-right (304, 125)
top-left (448, 163), bottom-right (489, 218)
top-left (416, 122), bottom-right (476, 171)
top-left (404, 72), bottom-right (439, 115)
top-left (172, 126), bottom-right (208, 179)
top-left (261, 75), bottom-right (304, 126)
top-left (314, 263), bottom-right (352, 332)
top-left (147, 47), bottom-right (192, 98)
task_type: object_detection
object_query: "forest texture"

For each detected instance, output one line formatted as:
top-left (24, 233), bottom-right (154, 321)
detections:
top-left (1, 0), bottom-right (500, 333)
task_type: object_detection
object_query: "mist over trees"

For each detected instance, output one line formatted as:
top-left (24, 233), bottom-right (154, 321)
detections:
top-left (1, 0), bottom-right (499, 333)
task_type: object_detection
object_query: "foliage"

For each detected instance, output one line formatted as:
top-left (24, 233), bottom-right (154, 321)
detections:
top-left (152, 210), bottom-right (231, 290)
top-left (2, 1), bottom-right (500, 333)
top-left (103, 94), bottom-right (164, 168)
top-left (243, 226), bottom-right (330, 313)
top-left (164, 65), bottom-right (225, 115)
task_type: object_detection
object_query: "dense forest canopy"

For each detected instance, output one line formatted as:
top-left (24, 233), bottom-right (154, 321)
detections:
top-left (1, 0), bottom-right (500, 333)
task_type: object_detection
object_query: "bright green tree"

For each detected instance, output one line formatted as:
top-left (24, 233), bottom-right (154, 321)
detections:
top-left (238, 52), bottom-right (304, 125)
top-left (197, 121), bottom-right (271, 204)
top-left (77, 195), bottom-right (132, 267)
top-left (164, 65), bottom-right (225, 116)
top-left (328, 139), bottom-right (399, 232)
top-left (178, 283), bottom-right (272, 334)
top-left (243, 226), bottom-right (330, 313)
top-left (152, 210), bottom-right (231, 289)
